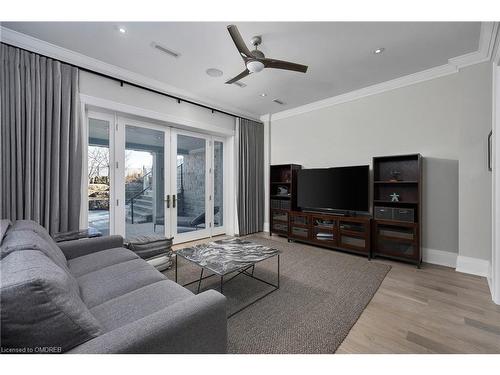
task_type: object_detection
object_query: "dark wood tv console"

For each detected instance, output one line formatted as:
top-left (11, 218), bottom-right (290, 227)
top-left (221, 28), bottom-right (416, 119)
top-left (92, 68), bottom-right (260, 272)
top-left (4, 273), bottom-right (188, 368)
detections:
top-left (270, 156), bottom-right (422, 266)
top-left (287, 211), bottom-right (372, 258)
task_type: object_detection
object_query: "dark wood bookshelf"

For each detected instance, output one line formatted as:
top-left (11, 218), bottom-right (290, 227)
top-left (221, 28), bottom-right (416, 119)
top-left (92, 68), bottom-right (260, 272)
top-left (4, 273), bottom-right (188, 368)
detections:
top-left (372, 154), bottom-right (422, 267)
top-left (269, 164), bottom-right (302, 236)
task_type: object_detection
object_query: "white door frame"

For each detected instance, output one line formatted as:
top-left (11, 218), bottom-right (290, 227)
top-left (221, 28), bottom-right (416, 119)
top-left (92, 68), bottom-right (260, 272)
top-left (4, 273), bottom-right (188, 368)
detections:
top-left (492, 60), bottom-right (500, 305)
top-left (81, 110), bottom-right (116, 235)
top-left (116, 116), bottom-right (172, 239)
top-left (81, 102), bottom-right (233, 243)
top-left (211, 136), bottom-right (227, 237)
top-left (171, 128), bottom-right (213, 243)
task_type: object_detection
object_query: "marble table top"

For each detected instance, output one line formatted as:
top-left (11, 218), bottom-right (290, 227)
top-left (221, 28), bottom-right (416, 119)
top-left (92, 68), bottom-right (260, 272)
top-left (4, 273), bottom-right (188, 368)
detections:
top-left (176, 238), bottom-right (280, 276)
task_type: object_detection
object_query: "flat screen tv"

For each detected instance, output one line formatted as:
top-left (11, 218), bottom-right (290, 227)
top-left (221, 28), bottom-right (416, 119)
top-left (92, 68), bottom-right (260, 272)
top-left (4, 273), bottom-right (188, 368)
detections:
top-left (297, 165), bottom-right (369, 213)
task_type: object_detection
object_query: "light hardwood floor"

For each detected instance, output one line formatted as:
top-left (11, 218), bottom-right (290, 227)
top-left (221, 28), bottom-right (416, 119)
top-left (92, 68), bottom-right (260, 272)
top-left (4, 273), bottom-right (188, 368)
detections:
top-left (173, 234), bottom-right (500, 354)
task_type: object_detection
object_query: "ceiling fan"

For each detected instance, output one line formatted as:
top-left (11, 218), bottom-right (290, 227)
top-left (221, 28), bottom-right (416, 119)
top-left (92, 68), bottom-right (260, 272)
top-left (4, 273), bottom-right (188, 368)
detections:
top-left (225, 24), bottom-right (308, 84)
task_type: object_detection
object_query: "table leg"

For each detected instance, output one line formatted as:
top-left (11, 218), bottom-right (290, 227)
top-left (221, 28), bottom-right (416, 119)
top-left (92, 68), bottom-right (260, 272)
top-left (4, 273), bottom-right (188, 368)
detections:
top-left (197, 268), bottom-right (204, 294)
top-left (277, 254), bottom-right (280, 289)
top-left (175, 254), bottom-right (178, 283)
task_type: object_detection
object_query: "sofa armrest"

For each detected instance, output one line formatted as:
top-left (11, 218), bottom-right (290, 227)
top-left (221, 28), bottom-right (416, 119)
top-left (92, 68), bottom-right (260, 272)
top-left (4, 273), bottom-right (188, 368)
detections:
top-left (58, 235), bottom-right (124, 260)
top-left (68, 290), bottom-right (227, 354)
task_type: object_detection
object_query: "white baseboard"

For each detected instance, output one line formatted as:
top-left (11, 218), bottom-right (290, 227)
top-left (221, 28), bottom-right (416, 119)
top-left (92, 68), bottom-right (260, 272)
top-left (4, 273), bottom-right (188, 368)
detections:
top-left (263, 222), bottom-right (269, 232)
top-left (423, 248), bottom-right (458, 268)
top-left (456, 255), bottom-right (491, 278)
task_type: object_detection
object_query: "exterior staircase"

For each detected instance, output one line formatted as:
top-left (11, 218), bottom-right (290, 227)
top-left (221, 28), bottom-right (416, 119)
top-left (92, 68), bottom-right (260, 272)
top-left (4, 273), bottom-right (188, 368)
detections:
top-left (126, 190), bottom-right (153, 223)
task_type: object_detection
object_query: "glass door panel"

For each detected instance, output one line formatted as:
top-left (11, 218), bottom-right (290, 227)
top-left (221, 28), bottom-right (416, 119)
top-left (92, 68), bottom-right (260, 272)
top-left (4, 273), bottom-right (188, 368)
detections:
top-left (87, 118), bottom-right (111, 236)
top-left (125, 125), bottom-right (165, 239)
top-left (174, 133), bottom-right (208, 240)
top-left (213, 140), bottom-right (224, 228)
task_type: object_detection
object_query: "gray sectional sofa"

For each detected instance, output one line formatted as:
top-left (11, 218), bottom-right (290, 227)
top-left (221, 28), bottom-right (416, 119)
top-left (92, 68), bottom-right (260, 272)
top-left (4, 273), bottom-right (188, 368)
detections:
top-left (0, 219), bottom-right (227, 353)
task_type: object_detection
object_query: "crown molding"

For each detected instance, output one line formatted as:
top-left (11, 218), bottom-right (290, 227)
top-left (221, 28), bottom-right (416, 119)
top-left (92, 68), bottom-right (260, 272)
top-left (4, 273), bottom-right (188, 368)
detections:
top-left (0, 26), bottom-right (260, 121)
top-left (270, 22), bottom-right (499, 122)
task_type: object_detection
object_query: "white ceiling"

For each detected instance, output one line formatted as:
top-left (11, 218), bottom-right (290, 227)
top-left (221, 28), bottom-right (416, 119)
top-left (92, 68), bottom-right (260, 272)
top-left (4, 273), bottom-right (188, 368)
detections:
top-left (2, 22), bottom-right (481, 117)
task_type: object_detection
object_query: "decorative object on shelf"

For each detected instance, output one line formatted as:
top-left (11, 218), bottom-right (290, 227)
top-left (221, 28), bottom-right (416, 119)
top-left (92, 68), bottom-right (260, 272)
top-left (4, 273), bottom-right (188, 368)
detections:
top-left (277, 186), bottom-right (289, 196)
top-left (389, 169), bottom-right (401, 182)
top-left (281, 170), bottom-right (292, 183)
top-left (390, 192), bottom-right (400, 202)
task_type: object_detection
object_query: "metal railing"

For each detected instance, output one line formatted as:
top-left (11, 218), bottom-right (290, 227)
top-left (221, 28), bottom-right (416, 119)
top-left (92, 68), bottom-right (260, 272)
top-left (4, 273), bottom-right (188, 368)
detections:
top-left (126, 170), bottom-right (152, 224)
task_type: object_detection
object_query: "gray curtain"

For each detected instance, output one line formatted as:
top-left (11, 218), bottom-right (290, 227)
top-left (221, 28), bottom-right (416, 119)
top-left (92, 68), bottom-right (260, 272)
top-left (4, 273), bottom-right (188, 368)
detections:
top-left (237, 118), bottom-right (264, 235)
top-left (0, 43), bottom-right (82, 234)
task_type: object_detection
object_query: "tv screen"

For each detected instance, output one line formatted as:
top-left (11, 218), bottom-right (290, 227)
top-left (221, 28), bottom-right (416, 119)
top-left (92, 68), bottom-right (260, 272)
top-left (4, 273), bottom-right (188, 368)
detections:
top-left (297, 165), bottom-right (369, 212)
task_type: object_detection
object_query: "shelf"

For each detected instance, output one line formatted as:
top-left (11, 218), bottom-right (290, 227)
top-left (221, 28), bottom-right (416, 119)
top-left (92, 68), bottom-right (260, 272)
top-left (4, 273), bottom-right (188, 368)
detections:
top-left (271, 181), bottom-right (291, 184)
top-left (373, 181), bottom-right (418, 184)
top-left (270, 195), bottom-right (291, 199)
top-left (373, 200), bottom-right (418, 204)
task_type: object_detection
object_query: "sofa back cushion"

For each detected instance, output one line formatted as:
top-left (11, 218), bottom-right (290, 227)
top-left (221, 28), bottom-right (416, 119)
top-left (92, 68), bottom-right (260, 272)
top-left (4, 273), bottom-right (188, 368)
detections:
top-left (0, 219), bottom-right (11, 244)
top-left (0, 250), bottom-right (103, 352)
top-left (10, 220), bottom-right (56, 245)
top-left (1, 228), bottom-right (70, 273)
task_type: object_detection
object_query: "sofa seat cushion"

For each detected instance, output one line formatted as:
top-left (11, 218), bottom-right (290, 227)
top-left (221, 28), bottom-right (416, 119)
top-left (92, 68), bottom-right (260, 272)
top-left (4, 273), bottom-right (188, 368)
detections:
top-left (77, 259), bottom-right (167, 308)
top-left (0, 250), bottom-right (103, 352)
top-left (68, 247), bottom-right (139, 277)
top-left (90, 280), bottom-right (194, 332)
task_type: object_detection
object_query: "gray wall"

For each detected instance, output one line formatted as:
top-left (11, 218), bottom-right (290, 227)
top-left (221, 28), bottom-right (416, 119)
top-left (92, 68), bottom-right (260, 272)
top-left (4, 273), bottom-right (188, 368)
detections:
top-left (270, 62), bottom-right (492, 260)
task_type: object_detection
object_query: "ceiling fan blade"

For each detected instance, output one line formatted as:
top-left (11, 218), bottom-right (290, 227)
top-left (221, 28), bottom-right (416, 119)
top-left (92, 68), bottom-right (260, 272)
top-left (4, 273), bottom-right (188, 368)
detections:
top-left (225, 69), bottom-right (251, 84)
top-left (227, 25), bottom-right (253, 60)
top-left (263, 58), bottom-right (308, 73)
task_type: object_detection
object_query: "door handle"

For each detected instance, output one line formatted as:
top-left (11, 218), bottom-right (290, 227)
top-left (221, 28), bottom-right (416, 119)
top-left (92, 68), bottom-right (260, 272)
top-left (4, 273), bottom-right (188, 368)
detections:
top-left (165, 195), bottom-right (170, 208)
top-left (173, 194), bottom-right (176, 208)
top-left (488, 130), bottom-right (493, 172)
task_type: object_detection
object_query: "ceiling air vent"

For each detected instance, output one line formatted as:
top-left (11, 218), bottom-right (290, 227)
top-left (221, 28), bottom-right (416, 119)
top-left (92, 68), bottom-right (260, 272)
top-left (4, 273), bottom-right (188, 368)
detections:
top-left (152, 42), bottom-right (181, 58)
top-left (233, 81), bottom-right (247, 88)
top-left (273, 99), bottom-right (286, 105)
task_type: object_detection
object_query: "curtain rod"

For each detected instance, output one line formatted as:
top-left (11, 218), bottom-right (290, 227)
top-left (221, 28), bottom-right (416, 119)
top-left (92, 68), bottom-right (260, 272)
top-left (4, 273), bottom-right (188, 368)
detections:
top-left (1, 41), bottom-right (260, 123)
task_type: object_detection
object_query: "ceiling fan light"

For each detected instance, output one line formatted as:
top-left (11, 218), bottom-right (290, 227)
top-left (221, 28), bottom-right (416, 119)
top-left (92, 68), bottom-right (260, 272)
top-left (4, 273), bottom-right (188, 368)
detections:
top-left (246, 60), bottom-right (265, 73)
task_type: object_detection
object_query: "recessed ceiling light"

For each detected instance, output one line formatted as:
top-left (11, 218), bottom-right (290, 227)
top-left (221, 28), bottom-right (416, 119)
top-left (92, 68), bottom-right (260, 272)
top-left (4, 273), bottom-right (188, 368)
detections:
top-left (118, 26), bottom-right (126, 34)
top-left (206, 68), bottom-right (223, 77)
top-left (260, 93), bottom-right (267, 97)
top-left (373, 47), bottom-right (385, 55)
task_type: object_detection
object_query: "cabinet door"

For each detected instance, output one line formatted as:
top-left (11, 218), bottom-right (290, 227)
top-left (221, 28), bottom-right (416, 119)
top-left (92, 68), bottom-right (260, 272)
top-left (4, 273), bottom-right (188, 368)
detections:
top-left (338, 220), bottom-right (369, 253)
top-left (374, 221), bottom-right (418, 260)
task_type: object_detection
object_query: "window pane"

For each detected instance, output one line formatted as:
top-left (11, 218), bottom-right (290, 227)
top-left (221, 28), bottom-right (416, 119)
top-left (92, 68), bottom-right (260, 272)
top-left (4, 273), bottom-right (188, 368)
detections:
top-left (125, 125), bottom-right (165, 239)
top-left (88, 118), bottom-right (110, 236)
top-left (177, 135), bottom-right (206, 233)
top-left (214, 141), bottom-right (223, 227)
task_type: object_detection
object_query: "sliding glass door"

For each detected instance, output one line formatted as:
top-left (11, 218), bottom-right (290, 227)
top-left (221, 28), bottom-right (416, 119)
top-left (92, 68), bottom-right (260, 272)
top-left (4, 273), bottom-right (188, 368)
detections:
top-left (124, 124), bottom-right (166, 238)
top-left (171, 131), bottom-right (211, 242)
top-left (85, 112), bottom-right (225, 243)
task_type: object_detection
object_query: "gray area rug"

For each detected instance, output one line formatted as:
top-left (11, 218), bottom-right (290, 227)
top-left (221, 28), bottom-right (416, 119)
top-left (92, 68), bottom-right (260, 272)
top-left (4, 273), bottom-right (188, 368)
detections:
top-left (166, 235), bottom-right (390, 354)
